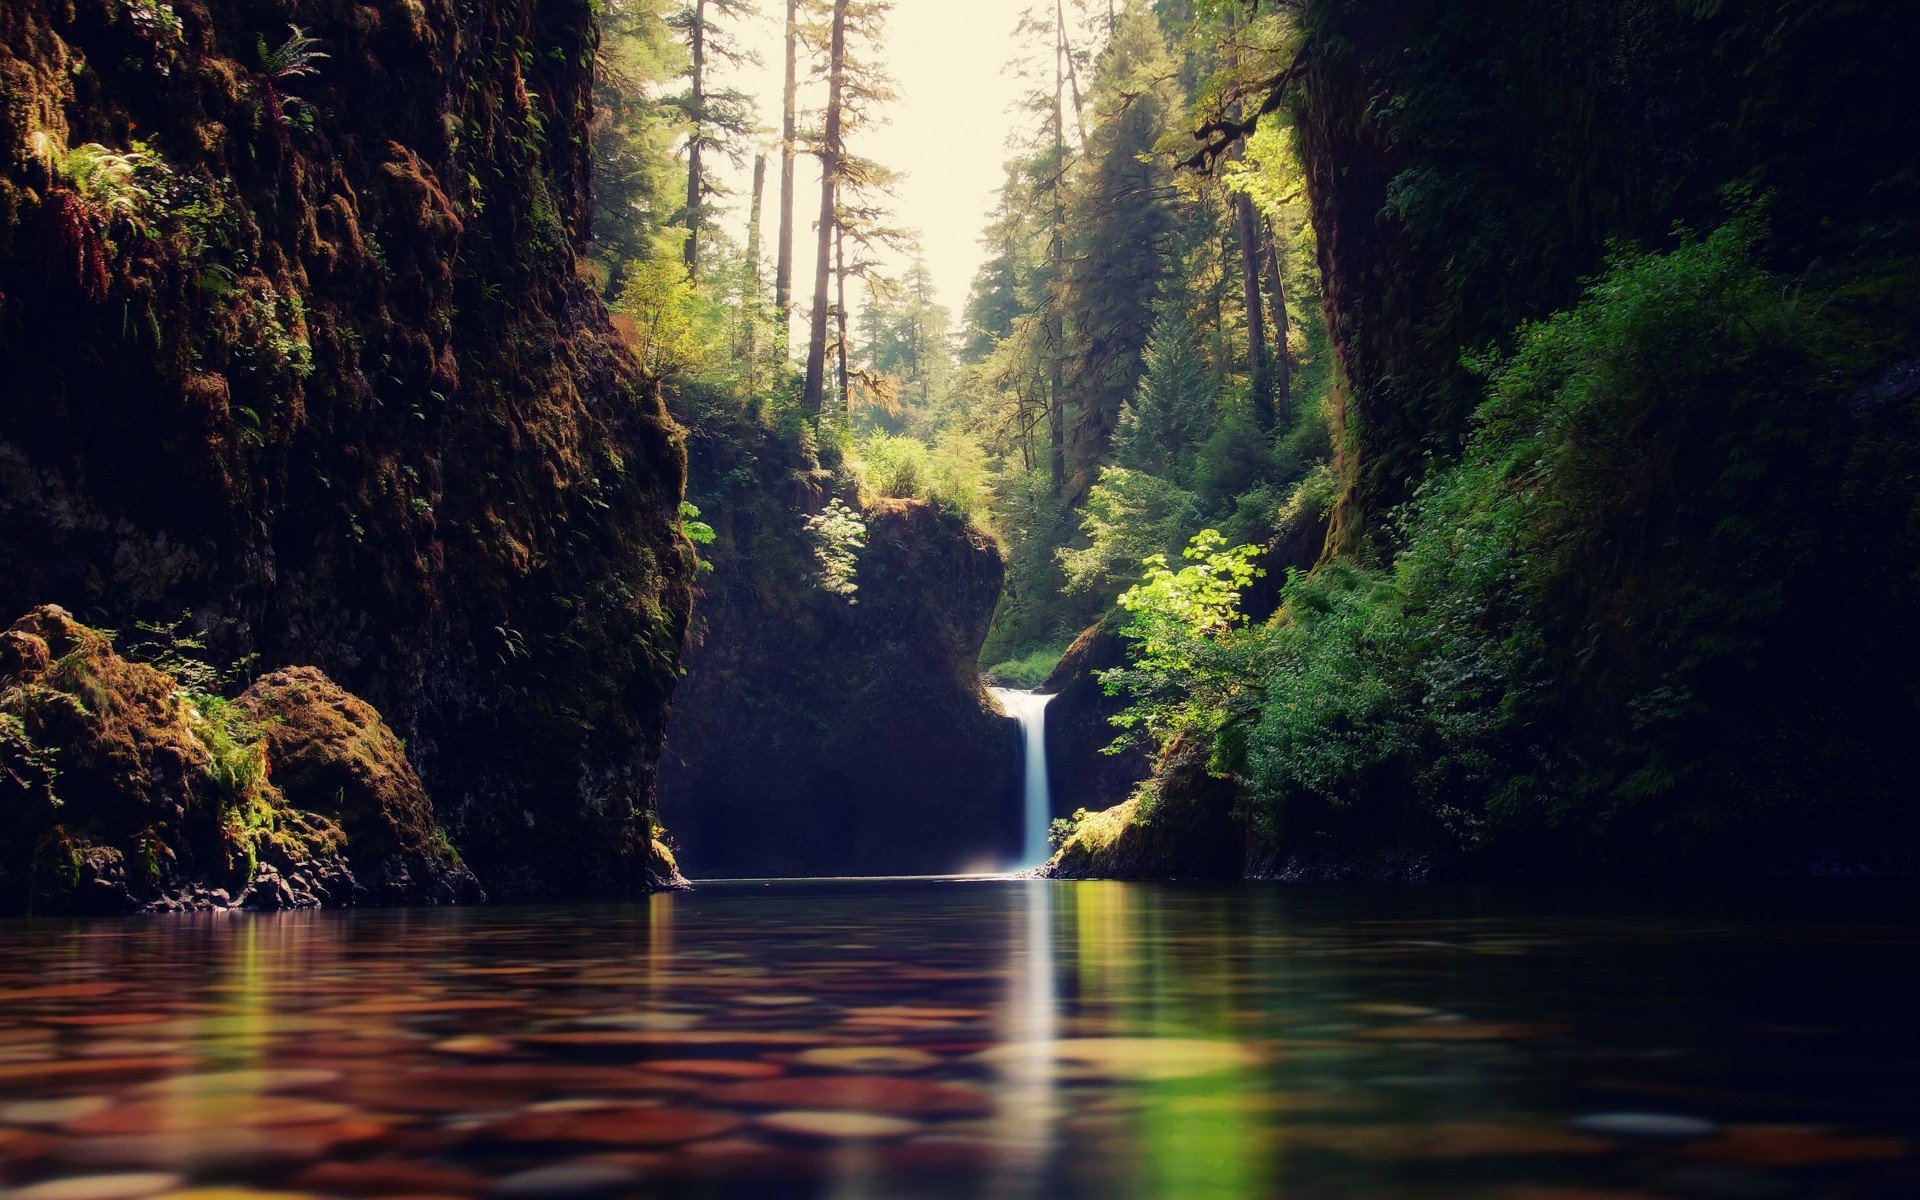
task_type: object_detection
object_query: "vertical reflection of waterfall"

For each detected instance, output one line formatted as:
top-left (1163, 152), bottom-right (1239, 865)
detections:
top-left (989, 688), bottom-right (1057, 868)
top-left (985, 878), bottom-right (1059, 1197)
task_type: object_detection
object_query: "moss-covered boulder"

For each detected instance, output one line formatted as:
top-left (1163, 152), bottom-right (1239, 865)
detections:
top-left (1044, 735), bottom-right (1244, 881)
top-left (235, 667), bottom-right (479, 905)
top-left (0, 606), bottom-right (475, 913)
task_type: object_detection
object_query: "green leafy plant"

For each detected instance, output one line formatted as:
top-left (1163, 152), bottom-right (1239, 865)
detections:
top-left (802, 498), bottom-right (867, 601)
top-left (29, 133), bottom-right (162, 300)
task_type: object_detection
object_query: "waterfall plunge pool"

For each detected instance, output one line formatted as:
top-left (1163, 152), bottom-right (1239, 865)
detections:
top-left (0, 881), bottom-right (1914, 1199)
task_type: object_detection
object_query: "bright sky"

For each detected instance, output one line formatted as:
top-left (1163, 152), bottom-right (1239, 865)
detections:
top-left (709, 0), bottom-right (1044, 330)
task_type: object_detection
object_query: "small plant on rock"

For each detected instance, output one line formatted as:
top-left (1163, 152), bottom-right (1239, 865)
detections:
top-left (29, 133), bottom-right (162, 300)
top-left (802, 498), bottom-right (867, 602)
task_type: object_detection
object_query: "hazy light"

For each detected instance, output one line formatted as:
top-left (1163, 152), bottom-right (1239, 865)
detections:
top-left (706, 0), bottom-right (1042, 331)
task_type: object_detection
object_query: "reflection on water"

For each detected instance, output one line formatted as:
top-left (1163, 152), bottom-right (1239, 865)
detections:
top-left (0, 880), bottom-right (1916, 1199)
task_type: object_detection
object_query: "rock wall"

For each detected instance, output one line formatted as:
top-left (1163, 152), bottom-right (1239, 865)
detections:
top-left (0, 0), bottom-right (692, 896)
top-left (658, 414), bottom-right (1017, 878)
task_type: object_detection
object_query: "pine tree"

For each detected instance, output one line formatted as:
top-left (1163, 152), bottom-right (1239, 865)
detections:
top-left (670, 0), bottom-right (757, 276)
top-left (1115, 303), bottom-right (1212, 479)
top-left (1060, 4), bottom-right (1177, 499)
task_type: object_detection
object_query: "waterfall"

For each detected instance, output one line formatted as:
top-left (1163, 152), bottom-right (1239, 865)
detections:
top-left (989, 687), bottom-right (1056, 869)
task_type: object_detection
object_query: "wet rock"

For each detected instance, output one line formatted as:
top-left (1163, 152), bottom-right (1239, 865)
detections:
top-left (472, 1106), bottom-right (742, 1148)
top-left (1572, 1112), bottom-right (1720, 1140)
top-left (488, 1164), bottom-right (643, 1200)
top-left (1037, 618), bottom-right (1152, 821)
top-left (0, 0), bottom-right (693, 900)
top-left (757, 1110), bottom-right (918, 1141)
top-left (3, 1174), bottom-right (185, 1200)
top-left (658, 451), bottom-right (1019, 878)
top-left (0, 608), bottom-right (475, 914)
top-left (1045, 735), bottom-right (1246, 880)
top-left (703, 1076), bottom-right (991, 1118)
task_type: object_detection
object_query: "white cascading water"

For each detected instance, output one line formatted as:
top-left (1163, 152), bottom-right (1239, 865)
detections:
top-left (989, 687), bottom-right (1056, 869)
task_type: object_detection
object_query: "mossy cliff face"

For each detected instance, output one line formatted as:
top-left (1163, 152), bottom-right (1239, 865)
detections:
top-left (0, 606), bottom-right (479, 913)
top-left (0, 1), bottom-right (693, 895)
top-left (658, 414), bottom-right (1017, 878)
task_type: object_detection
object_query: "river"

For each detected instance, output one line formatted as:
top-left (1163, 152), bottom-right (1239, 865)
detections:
top-left (0, 880), bottom-right (1914, 1198)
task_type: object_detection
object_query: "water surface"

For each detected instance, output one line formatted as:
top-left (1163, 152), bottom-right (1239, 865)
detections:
top-left (0, 880), bottom-right (1915, 1199)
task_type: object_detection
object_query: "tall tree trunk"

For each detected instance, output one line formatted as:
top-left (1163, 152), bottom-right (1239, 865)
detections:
top-left (1234, 182), bottom-right (1270, 429)
top-left (1046, 5), bottom-right (1067, 496)
top-left (775, 0), bottom-right (799, 348)
top-left (1056, 0), bottom-right (1087, 147)
top-left (1263, 216), bottom-right (1291, 425)
top-left (1224, 20), bottom-right (1270, 429)
top-left (746, 154), bottom-right (766, 291)
top-left (683, 0), bottom-right (707, 274)
top-left (802, 0), bottom-right (846, 418)
top-left (835, 224), bottom-right (851, 419)
top-left (740, 154), bottom-right (767, 378)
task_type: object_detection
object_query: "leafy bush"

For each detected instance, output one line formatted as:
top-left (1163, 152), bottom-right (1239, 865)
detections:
top-left (1058, 466), bottom-right (1199, 602)
top-left (982, 643), bottom-right (1067, 688)
top-left (802, 498), bottom-right (867, 601)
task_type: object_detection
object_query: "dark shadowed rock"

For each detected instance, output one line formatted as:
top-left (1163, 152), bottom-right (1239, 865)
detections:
top-left (659, 412), bottom-right (1017, 877)
top-left (1040, 618), bottom-right (1151, 822)
top-left (1044, 735), bottom-right (1244, 880)
top-left (0, 0), bottom-right (691, 899)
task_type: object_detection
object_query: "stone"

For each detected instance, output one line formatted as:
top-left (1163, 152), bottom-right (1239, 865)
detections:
top-left (756, 1110), bottom-right (919, 1141)
top-left (703, 1076), bottom-right (991, 1118)
top-left (472, 1106), bottom-right (743, 1148)
top-left (792, 1046), bottom-right (940, 1073)
top-left (487, 1164), bottom-right (642, 1200)
top-left (1571, 1113), bottom-right (1720, 1140)
top-left (4, 1175), bottom-right (184, 1200)
top-left (0, 1096), bottom-right (114, 1126)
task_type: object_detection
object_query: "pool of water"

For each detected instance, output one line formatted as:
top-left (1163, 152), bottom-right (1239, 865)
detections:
top-left (0, 880), bottom-right (1915, 1199)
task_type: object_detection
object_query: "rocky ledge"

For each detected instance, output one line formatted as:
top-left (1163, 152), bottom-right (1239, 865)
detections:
top-left (0, 606), bottom-right (480, 915)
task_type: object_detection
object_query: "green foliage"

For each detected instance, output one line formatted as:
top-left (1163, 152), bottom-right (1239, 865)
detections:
top-left (802, 498), bottom-right (868, 601)
top-left (982, 643), bottom-right (1067, 689)
top-left (30, 134), bottom-right (161, 232)
top-left (1118, 211), bottom-right (1920, 867)
top-left (120, 615), bottom-right (257, 696)
top-left (1100, 530), bottom-right (1264, 750)
top-left (616, 253), bottom-right (730, 376)
top-left (1059, 467), bottom-right (1199, 603)
top-left (1115, 305), bottom-right (1214, 480)
top-left (1049, 807), bottom-right (1092, 851)
top-left (678, 500), bottom-right (716, 545)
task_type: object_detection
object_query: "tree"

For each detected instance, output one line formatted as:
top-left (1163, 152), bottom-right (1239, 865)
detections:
top-left (774, 0), bottom-right (800, 344)
top-left (589, 0), bottom-right (685, 299)
top-left (801, 0), bottom-right (896, 420)
top-left (1061, 5), bottom-right (1177, 498)
top-left (800, 0), bottom-right (847, 416)
top-left (1115, 303), bottom-right (1212, 479)
top-left (670, 0), bottom-right (757, 275)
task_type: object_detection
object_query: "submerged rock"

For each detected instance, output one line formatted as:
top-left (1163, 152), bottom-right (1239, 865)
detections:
top-left (0, 606), bottom-right (475, 913)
